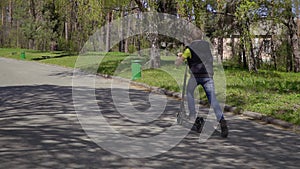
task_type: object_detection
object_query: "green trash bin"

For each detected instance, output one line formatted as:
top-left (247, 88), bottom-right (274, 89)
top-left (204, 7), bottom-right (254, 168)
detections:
top-left (20, 51), bottom-right (26, 59)
top-left (131, 60), bottom-right (142, 80)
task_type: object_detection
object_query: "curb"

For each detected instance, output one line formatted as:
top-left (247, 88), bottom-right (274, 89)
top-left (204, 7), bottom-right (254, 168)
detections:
top-left (242, 111), bottom-right (294, 128)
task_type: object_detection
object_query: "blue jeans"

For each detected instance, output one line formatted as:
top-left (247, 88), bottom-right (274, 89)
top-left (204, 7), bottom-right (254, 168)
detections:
top-left (186, 77), bottom-right (224, 122)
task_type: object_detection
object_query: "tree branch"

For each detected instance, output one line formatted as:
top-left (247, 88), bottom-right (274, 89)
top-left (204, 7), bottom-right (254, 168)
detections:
top-left (134, 0), bottom-right (146, 12)
top-left (212, 11), bottom-right (235, 18)
top-left (102, 6), bottom-right (139, 12)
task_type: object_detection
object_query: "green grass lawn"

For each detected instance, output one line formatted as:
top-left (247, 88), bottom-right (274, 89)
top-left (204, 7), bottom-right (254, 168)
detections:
top-left (225, 69), bottom-right (300, 124)
top-left (1, 48), bottom-right (299, 125)
top-left (0, 48), bottom-right (78, 67)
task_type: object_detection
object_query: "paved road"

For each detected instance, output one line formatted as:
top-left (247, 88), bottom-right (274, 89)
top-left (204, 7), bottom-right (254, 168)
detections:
top-left (0, 58), bottom-right (300, 169)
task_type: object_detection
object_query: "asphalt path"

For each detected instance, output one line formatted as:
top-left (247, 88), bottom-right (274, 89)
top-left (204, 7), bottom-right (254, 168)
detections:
top-left (0, 58), bottom-right (299, 169)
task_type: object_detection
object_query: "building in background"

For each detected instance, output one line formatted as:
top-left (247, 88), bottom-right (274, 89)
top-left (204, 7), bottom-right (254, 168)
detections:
top-left (213, 20), bottom-right (284, 63)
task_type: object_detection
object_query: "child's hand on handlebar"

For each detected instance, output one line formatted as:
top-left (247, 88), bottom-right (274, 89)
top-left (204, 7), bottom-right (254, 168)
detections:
top-left (175, 53), bottom-right (184, 67)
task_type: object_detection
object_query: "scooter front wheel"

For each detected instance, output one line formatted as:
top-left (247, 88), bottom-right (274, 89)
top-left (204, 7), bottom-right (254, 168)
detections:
top-left (177, 112), bottom-right (184, 125)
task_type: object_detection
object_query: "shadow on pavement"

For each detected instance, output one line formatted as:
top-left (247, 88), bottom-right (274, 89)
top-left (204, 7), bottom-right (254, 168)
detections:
top-left (0, 85), bottom-right (299, 169)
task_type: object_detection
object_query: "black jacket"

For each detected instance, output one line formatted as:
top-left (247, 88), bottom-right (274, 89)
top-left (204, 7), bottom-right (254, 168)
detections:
top-left (186, 40), bottom-right (214, 78)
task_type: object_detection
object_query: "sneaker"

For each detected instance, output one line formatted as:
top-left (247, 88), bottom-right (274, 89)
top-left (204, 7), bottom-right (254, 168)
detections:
top-left (194, 117), bottom-right (204, 133)
top-left (219, 119), bottom-right (228, 138)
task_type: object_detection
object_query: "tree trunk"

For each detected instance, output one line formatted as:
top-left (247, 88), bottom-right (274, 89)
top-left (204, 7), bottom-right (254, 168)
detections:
top-left (239, 36), bottom-right (247, 69)
top-left (65, 22), bottom-right (68, 41)
top-left (242, 47), bottom-right (247, 69)
top-left (271, 36), bottom-right (277, 70)
top-left (29, 0), bottom-right (36, 19)
top-left (244, 20), bottom-right (257, 72)
top-left (286, 34), bottom-right (293, 72)
top-left (291, 30), bottom-right (300, 72)
top-left (291, 25), bottom-right (300, 72)
top-left (150, 39), bottom-right (160, 68)
top-left (29, 0), bottom-right (36, 49)
top-left (287, 15), bottom-right (300, 72)
top-left (285, 3), bottom-right (300, 72)
top-left (137, 37), bottom-right (141, 56)
top-left (9, 0), bottom-right (12, 28)
top-left (124, 11), bottom-right (131, 53)
top-left (148, 14), bottom-right (160, 68)
top-left (255, 39), bottom-right (261, 69)
top-left (16, 20), bottom-right (19, 48)
top-left (218, 37), bottom-right (224, 61)
top-left (106, 11), bottom-right (113, 52)
top-left (1, 5), bottom-right (5, 46)
top-left (7, 0), bottom-right (13, 46)
top-left (29, 39), bottom-right (35, 49)
top-left (270, 0), bottom-right (277, 70)
top-left (249, 39), bottom-right (257, 72)
top-left (231, 36), bottom-right (235, 60)
top-left (119, 10), bottom-right (124, 52)
top-left (1, 5), bottom-right (4, 26)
